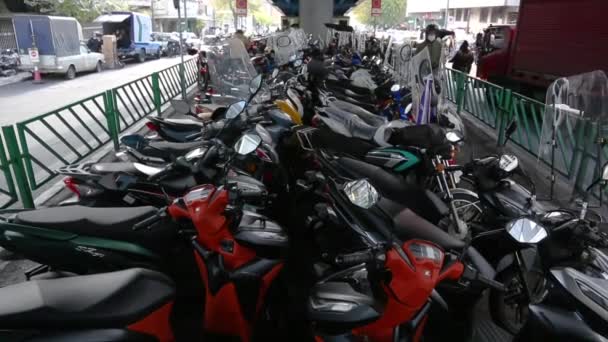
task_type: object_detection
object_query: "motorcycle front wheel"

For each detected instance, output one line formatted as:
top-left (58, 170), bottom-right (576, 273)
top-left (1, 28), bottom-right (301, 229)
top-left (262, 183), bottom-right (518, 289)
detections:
top-left (489, 265), bottom-right (547, 335)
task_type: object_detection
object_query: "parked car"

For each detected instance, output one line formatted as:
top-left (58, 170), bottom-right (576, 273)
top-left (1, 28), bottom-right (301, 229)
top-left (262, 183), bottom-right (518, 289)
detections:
top-left (151, 32), bottom-right (172, 56)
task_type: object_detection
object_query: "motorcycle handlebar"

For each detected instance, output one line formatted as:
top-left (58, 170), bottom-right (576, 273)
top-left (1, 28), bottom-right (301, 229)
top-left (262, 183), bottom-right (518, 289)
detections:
top-left (132, 207), bottom-right (167, 231)
top-left (238, 188), bottom-right (266, 199)
top-left (334, 249), bottom-right (374, 266)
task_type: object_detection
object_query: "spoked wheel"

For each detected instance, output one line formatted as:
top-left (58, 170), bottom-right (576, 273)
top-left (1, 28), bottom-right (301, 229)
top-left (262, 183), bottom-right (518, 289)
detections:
top-left (451, 190), bottom-right (483, 225)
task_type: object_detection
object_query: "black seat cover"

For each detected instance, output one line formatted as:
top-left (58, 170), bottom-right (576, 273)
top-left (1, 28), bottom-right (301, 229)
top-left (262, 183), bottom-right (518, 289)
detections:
top-left (392, 208), bottom-right (464, 250)
top-left (143, 140), bottom-right (205, 159)
top-left (91, 162), bottom-right (139, 175)
top-left (148, 116), bottom-right (203, 131)
top-left (312, 128), bottom-right (375, 158)
top-left (15, 206), bottom-right (174, 252)
top-left (388, 124), bottom-right (447, 150)
top-left (0, 268), bottom-right (174, 329)
top-left (159, 174), bottom-right (197, 195)
top-left (336, 157), bottom-right (448, 224)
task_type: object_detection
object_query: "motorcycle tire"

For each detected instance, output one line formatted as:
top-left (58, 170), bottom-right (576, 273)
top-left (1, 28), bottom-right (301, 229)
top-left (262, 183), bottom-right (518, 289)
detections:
top-left (489, 265), bottom-right (530, 335)
top-left (138, 49), bottom-right (146, 63)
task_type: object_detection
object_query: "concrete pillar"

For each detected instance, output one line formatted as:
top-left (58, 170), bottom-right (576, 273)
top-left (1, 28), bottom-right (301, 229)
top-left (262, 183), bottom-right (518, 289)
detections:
top-left (299, 0), bottom-right (333, 39)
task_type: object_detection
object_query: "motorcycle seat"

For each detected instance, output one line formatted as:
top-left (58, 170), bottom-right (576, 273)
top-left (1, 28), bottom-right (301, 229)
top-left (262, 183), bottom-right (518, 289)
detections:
top-left (159, 174), bottom-right (198, 194)
top-left (143, 140), bottom-right (206, 160)
top-left (90, 162), bottom-right (140, 175)
top-left (14, 206), bottom-right (175, 253)
top-left (309, 127), bottom-right (376, 158)
top-left (317, 106), bottom-right (378, 141)
top-left (90, 162), bottom-right (165, 177)
top-left (0, 268), bottom-right (174, 329)
top-left (344, 89), bottom-right (370, 99)
top-left (148, 116), bottom-right (204, 130)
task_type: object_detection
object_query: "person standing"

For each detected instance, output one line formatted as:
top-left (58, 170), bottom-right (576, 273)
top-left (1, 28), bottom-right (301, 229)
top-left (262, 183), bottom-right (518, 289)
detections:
top-left (87, 32), bottom-right (102, 53)
top-left (450, 40), bottom-right (474, 74)
top-left (233, 29), bottom-right (250, 50)
top-left (415, 24), bottom-right (442, 70)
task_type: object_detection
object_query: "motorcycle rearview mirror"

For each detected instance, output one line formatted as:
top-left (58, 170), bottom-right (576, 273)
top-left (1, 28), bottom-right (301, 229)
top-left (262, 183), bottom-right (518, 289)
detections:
top-left (234, 133), bottom-right (262, 155)
top-left (583, 162), bottom-right (608, 198)
top-left (445, 131), bottom-right (463, 144)
top-left (225, 100), bottom-right (247, 119)
top-left (343, 179), bottom-right (379, 209)
top-left (249, 74), bottom-right (263, 96)
top-left (171, 99), bottom-right (191, 115)
top-left (499, 154), bottom-right (519, 173)
top-left (506, 218), bottom-right (548, 244)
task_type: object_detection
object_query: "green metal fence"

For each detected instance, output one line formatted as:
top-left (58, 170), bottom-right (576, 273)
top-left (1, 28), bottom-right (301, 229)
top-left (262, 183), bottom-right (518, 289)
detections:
top-left (0, 58), bottom-right (198, 209)
top-left (444, 68), bottom-right (598, 181)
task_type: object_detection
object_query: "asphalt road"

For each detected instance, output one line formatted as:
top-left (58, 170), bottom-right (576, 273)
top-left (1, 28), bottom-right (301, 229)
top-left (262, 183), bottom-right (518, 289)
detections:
top-left (0, 55), bottom-right (194, 125)
top-left (0, 55), bottom-right (196, 206)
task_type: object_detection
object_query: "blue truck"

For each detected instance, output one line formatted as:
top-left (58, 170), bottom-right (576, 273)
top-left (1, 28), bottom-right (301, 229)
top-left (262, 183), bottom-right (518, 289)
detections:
top-left (94, 11), bottom-right (161, 62)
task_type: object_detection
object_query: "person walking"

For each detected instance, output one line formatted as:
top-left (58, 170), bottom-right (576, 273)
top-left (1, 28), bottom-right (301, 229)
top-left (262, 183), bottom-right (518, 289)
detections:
top-left (450, 40), bottom-right (474, 74)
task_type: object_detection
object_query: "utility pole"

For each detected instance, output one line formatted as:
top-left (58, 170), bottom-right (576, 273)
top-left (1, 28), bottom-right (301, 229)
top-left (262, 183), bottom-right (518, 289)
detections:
top-left (445, 0), bottom-right (450, 29)
top-left (184, 0), bottom-right (188, 32)
top-left (178, 0), bottom-right (186, 99)
top-left (150, 0), bottom-right (155, 31)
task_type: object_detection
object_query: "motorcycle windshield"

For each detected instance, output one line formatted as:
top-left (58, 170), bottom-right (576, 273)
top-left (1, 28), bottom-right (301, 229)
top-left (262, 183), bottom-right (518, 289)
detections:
top-left (269, 29), bottom-right (300, 66)
top-left (538, 70), bottom-right (608, 202)
top-left (206, 38), bottom-right (257, 100)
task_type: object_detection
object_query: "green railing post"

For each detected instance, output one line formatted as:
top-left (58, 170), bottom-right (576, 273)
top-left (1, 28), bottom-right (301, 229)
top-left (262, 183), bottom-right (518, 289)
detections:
top-left (104, 90), bottom-right (120, 151)
top-left (497, 89), bottom-right (513, 145)
top-left (455, 72), bottom-right (467, 114)
top-left (179, 62), bottom-right (186, 100)
top-left (152, 72), bottom-right (162, 116)
top-left (2, 126), bottom-right (34, 208)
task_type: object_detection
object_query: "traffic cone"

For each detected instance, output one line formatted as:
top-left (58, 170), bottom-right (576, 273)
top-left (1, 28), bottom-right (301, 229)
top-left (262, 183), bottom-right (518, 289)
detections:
top-left (33, 65), bottom-right (42, 84)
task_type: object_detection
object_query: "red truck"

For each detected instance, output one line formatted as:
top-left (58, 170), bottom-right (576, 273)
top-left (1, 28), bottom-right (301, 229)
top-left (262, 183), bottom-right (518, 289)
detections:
top-left (477, 0), bottom-right (608, 98)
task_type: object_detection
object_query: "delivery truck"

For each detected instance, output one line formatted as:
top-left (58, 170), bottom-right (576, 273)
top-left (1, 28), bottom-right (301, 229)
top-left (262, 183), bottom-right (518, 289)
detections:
top-left (14, 14), bottom-right (105, 79)
top-left (476, 0), bottom-right (608, 98)
top-left (94, 12), bottom-right (161, 63)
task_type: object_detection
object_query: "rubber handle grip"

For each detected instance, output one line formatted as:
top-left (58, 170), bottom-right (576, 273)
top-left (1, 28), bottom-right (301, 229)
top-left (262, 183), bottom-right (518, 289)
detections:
top-left (334, 250), bottom-right (373, 266)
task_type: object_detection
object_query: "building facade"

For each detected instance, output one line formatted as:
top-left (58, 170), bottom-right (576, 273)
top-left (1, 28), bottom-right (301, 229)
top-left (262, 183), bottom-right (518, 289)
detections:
top-left (152, 0), bottom-right (214, 34)
top-left (407, 0), bottom-right (520, 34)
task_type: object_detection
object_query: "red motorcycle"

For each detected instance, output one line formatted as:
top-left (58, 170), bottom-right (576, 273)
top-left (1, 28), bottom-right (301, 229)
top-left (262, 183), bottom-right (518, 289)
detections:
top-left (298, 163), bottom-right (503, 341)
top-left (138, 132), bottom-right (289, 341)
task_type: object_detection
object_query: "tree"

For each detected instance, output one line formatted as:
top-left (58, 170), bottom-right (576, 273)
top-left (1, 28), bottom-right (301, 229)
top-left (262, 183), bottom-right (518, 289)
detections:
top-left (211, 0), bottom-right (275, 31)
top-left (23, 0), bottom-right (127, 23)
top-left (352, 0), bottom-right (407, 28)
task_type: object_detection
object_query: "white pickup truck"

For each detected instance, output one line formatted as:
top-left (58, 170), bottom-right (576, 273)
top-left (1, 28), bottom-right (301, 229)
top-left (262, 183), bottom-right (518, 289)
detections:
top-left (15, 15), bottom-right (105, 79)
top-left (20, 43), bottom-right (104, 79)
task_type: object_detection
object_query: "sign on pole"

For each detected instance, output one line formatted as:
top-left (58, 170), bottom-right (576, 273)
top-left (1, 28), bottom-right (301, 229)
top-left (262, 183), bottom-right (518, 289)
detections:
top-left (371, 0), bottom-right (382, 16)
top-left (28, 48), bottom-right (39, 63)
top-left (236, 0), bottom-right (247, 16)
